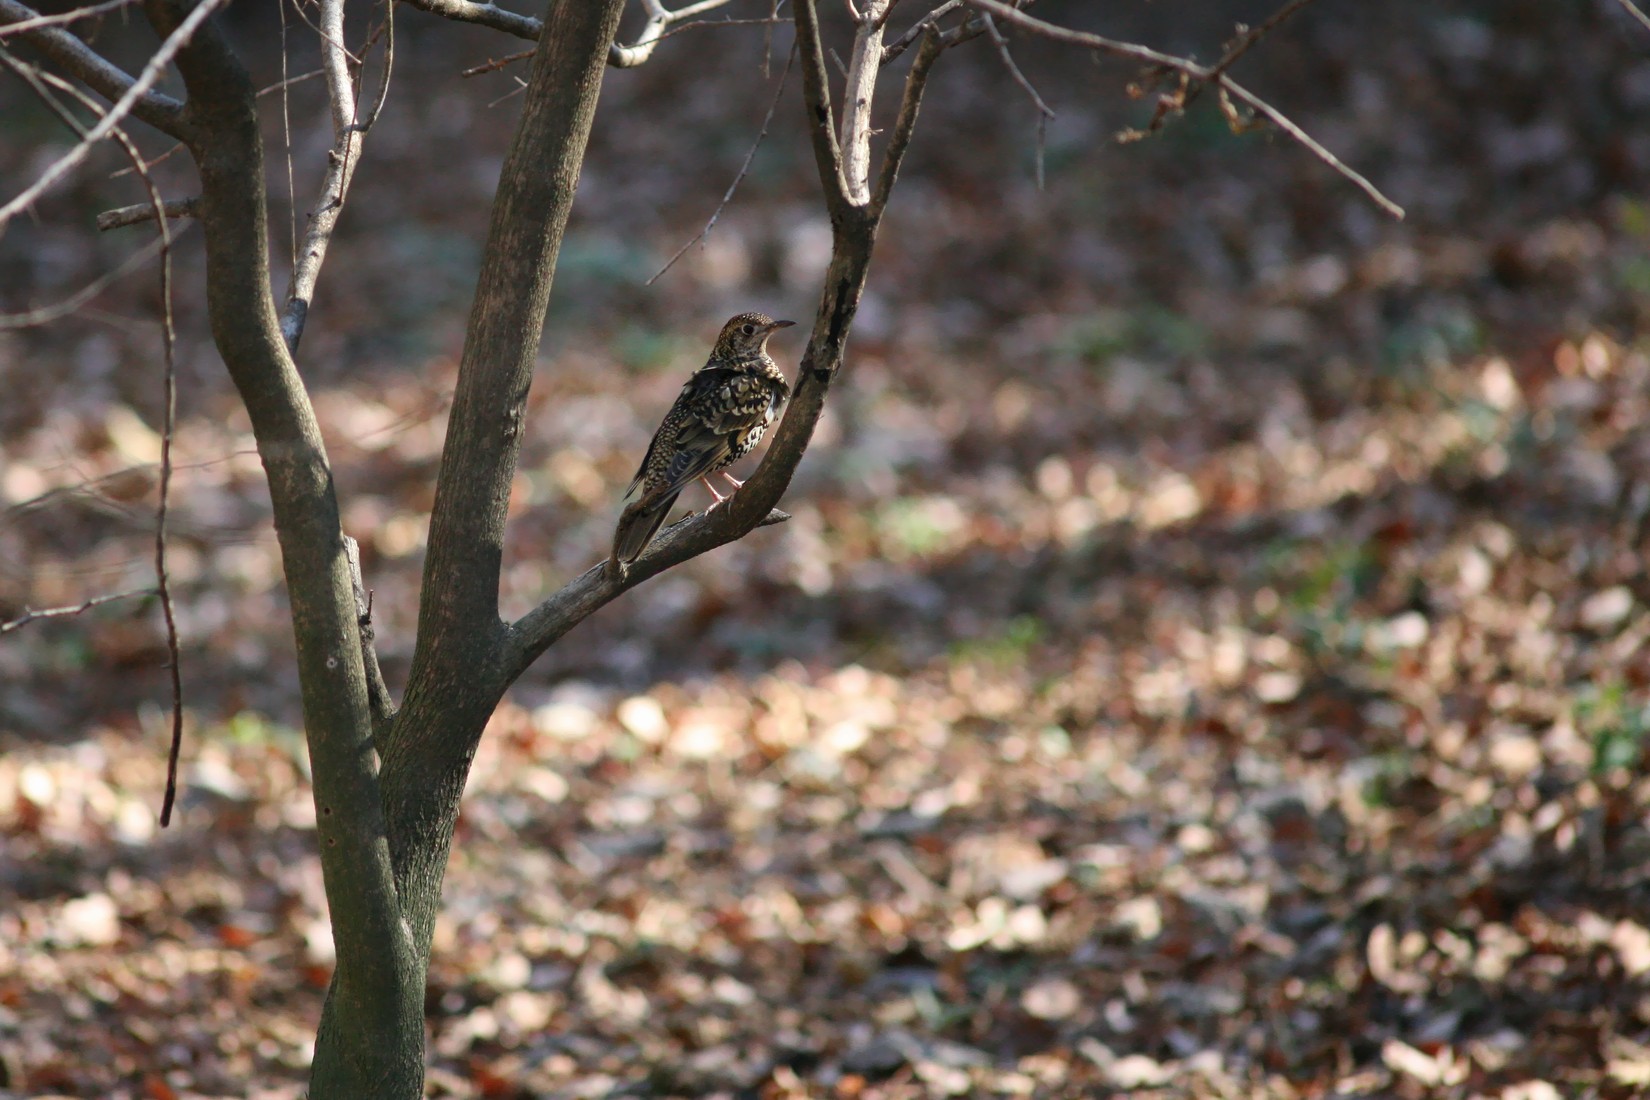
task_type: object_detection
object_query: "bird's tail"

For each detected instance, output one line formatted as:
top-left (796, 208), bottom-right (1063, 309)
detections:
top-left (611, 489), bottom-right (682, 566)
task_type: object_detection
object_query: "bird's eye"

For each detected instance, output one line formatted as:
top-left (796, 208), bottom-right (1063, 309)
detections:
top-left (740, 323), bottom-right (756, 336)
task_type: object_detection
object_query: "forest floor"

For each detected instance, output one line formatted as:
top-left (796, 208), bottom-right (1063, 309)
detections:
top-left (5, 1), bottom-right (1650, 1097)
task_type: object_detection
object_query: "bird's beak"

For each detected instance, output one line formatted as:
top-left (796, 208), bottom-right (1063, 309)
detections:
top-left (768, 320), bottom-right (797, 331)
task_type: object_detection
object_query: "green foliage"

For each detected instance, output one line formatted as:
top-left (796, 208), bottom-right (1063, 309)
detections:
top-left (1380, 306), bottom-right (1484, 375)
top-left (1056, 306), bottom-right (1209, 363)
top-left (1576, 680), bottom-right (1650, 776)
top-left (1265, 539), bottom-right (1381, 661)
top-left (949, 615), bottom-right (1043, 669)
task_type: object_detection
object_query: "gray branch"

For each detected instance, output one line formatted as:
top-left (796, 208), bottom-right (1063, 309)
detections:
top-left (399, 0), bottom-right (733, 68)
top-left (0, 0), bottom-right (187, 138)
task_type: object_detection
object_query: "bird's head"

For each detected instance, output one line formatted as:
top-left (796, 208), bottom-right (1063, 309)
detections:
top-left (711, 311), bottom-right (795, 360)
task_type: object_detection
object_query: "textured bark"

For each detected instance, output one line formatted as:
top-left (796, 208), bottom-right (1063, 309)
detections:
top-left (378, 0), bottom-right (628, 976)
top-left (35, 0), bottom-right (935, 1093)
top-left (141, 0), bottom-right (420, 1094)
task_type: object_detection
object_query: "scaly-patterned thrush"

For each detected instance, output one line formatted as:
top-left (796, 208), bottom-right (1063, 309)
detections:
top-left (610, 311), bottom-right (795, 567)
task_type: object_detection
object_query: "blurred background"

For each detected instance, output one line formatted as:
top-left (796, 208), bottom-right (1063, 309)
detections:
top-left (5, 0), bottom-right (1650, 1095)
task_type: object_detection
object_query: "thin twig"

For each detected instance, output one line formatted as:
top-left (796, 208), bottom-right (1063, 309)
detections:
top-left (4, 48), bottom-right (187, 821)
top-left (963, 0), bottom-right (1404, 220)
top-left (280, 0), bottom-right (297, 278)
top-left (152, 165), bottom-right (183, 830)
top-left (0, 0), bottom-right (228, 230)
top-left (0, 230), bottom-right (170, 325)
top-left (0, 0), bottom-right (186, 136)
top-left (460, 48), bottom-right (532, 77)
top-left (0, 589), bottom-right (157, 635)
top-left (1619, 0), bottom-right (1650, 33)
top-left (762, 0), bottom-right (780, 76)
top-left (981, 11), bottom-right (1052, 188)
top-left (1162, 0), bottom-right (1317, 129)
top-left (109, 139), bottom-right (185, 178)
top-left (1218, 74), bottom-right (1402, 219)
top-left (0, 0), bottom-right (136, 36)
top-left (486, 75), bottom-right (527, 108)
top-left (883, 0), bottom-right (960, 61)
top-left (647, 43), bottom-right (795, 284)
top-left (280, 0), bottom-right (395, 352)
top-left (96, 196), bottom-right (199, 230)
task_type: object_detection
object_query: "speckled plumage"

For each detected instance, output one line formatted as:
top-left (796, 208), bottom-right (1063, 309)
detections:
top-left (611, 312), bottom-right (795, 566)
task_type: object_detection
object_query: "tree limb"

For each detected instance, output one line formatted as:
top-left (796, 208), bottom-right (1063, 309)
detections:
top-left (794, 0), bottom-right (849, 212)
top-left (610, 0), bottom-right (736, 67)
top-left (141, 0), bottom-right (417, 1079)
top-left (383, 0), bottom-right (627, 962)
top-left (399, 0), bottom-right (731, 68)
top-left (0, 0), bottom-right (187, 138)
top-left (0, 0), bottom-right (222, 229)
top-left (963, 0), bottom-right (1404, 219)
top-left (882, 0), bottom-right (959, 61)
top-left (0, 588), bottom-right (155, 635)
top-left (871, 23), bottom-right (940, 214)
top-left (506, 508), bottom-right (790, 675)
top-left (345, 535), bottom-right (396, 727)
top-left (97, 196), bottom-right (200, 230)
top-left (281, 0), bottom-right (395, 353)
top-left (512, 0), bottom-right (933, 671)
top-left (839, 0), bottom-right (890, 204)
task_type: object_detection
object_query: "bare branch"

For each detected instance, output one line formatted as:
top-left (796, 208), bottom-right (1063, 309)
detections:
top-left (403, 0), bottom-right (739, 68)
top-left (0, 0), bottom-right (137, 36)
top-left (1208, 0), bottom-right (1318, 80)
top-left (839, 0), bottom-right (891, 204)
top-left (882, 0), bottom-right (959, 62)
top-left (870, 22), bottom-right (940, 214)
top-left (0, 589), bottom-right (155, 635)
top-left (647, 43), bottom-right (795, 284)
top-left (461, 48), bottom-right (533, 77)
top-left (964, 0), bottom-right (1404, 220)
top-left (1619, 0), bottom-right (1650, 34)
top-left (0, 0), bottom-right (227, 231)
top-left (0, 47), bottom-right (187, 824)
top-left (0, 0), bottom-right (187, 137)
top-left (611, 0), bottom-right (736, 67)
top-left (515, 0), bottom-right (929, 673)
top-left (399, 0), bottom-right (538, 39)
top-left (794, 0), bottom-right (848, 210)
top-left (97, 196), bottom-right (200, 230)
top-left (281, 0), bottom-right (395, 353)
top-left (980, 11), bottom-right (1050, 187)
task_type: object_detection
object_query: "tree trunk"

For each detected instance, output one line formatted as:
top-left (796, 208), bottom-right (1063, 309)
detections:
top-left (309, 1), bottom-right (627, 1095)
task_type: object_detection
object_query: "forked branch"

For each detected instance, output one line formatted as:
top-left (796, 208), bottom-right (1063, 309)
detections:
top-left (0, 0), bottom-right (225, 229)
top-left (509, 0), bottom-right (953, 672)
top-left (399, 0), bottom-right (739, 68)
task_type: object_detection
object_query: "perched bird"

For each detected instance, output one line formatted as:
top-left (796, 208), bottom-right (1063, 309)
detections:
top-left (610, 311), bottom-right (795, 568)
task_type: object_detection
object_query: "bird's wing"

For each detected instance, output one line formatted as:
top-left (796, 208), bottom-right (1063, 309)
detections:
top-left (624, 368), bottom-right (730, 498)
top-left (651, 367), bottom-right (766, 499)
top-left (654, 417), bottom-right (736, 500)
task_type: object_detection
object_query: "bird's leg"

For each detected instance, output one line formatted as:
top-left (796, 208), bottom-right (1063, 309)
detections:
top-left (720, 472), bottom-right (744, 490)
top-left (699, 476), bottom-right (727, 507)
